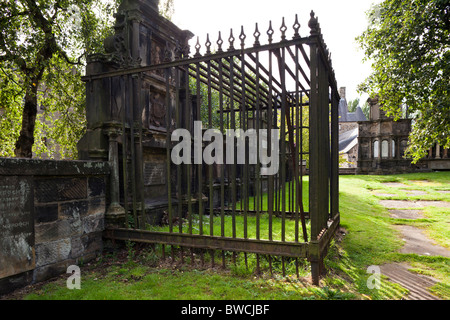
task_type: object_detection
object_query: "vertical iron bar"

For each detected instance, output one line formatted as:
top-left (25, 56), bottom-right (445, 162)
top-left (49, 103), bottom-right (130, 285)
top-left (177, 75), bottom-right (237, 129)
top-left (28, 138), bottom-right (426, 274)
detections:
top-left (309, 39), bottom-right (319, 240)
top-left (276, 48), bottom-right (287, 244)
top-left (185, 66), bottom-right (193, 235)
top-left (218, 57), bottom-right (226, 268)
top-left (195, 62), bottom-right (203, 237)
top-left (255, 50), bottom-right (261, 244)
top-left (229, 57), bottom-right (237, 240)
top-left (137, 73), bottom-right (146, 230)
top-left (195, 62), bottom-right (204, 266)
top-left (128, 74), bottom-right (138, 229)
top-left (165, 67), bottom-right (173, 233)
top-left (176, 66), bottom-right (183, 234)
top-left (184, 65), bottom-right (194, 266)
top-left (331, 87), bottom-right (339, 220)
top-left (121, 76), bottom-right (130, 229)
top-left (229, 56), bottom-right (237, 266)
top-left (207, 59), bottom-right (214, 238)
top-left (218, 58), bottom-right (225, 238)
top-left (240, 52), bottom-right (248, 241)
top-left (295, 45), bottom-right (300, 243)
top-left (300, 89), bottom-right (304, 235)
top-left (267, 50), bottom-right (274, 242)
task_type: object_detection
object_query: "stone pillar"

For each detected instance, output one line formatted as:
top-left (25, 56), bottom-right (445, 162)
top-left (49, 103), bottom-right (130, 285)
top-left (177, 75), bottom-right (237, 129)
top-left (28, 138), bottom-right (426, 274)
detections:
top-left (436, 143), bottom-right (441, 159)
top-left (443, 148), bottom-right (448, 159)
top-left (105, 128), bottom-right (126, 227)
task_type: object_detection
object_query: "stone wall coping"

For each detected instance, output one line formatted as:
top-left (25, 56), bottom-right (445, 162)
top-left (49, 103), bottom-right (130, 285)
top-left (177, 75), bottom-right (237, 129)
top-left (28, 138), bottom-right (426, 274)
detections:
top-left (0, 158), bottom-right (110, 176)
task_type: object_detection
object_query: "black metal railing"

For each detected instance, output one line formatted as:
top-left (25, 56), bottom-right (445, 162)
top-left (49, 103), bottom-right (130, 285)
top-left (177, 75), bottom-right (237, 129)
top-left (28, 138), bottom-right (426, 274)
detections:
top-left (92, 11), bottom-right (339, 285)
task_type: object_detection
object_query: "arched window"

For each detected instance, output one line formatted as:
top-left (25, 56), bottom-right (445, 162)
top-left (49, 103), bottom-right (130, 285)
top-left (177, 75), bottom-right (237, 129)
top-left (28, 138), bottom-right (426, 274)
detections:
top-left (391, 140), bottom-right (395, 158)
top-left (381, 140), bottom-right (389, 158)
top-left (373, 140), bottom-right (379, 158)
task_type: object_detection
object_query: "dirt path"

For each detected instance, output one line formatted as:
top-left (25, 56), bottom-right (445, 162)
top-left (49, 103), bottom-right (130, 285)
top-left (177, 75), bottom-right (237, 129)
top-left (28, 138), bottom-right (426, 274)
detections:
top-left (376, 182), bottom-right (450, 300)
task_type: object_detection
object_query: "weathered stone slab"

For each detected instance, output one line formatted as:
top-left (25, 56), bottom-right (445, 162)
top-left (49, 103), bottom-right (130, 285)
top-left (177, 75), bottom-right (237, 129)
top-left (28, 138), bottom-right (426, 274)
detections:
top-left (82, 212), bottom-right (104, 234)
top-left (34, 177), bottom-right (87, 203)
top-left (35, 238), bottom-right (71, 267)
top-left (0, 176), bottom-right (35, 279)
top-left (399, 189), bottom-right (428, 196)
top-left (59, 200), bottom-right (88, 219)
top-left (88, 176), bottom-right (106, 197)
top-left (35, 219), bottom-right (82, 244)
top-left (380, 200), bottom-right (450, 208)
top-left (144, 161), bottom-right (166, 185)
top-left (388, 209), bottom-right (423, 219)
top-left (34, 204), bottom-right (59, 223)
top-left (394, 225), bottom-right (450, 257)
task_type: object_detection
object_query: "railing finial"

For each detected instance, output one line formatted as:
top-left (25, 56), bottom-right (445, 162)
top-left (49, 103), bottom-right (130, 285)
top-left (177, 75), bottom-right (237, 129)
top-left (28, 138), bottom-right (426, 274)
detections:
top-left (253, 23), bottom-right (261, 47)
top-left (267, 20), bottom-right (274, 44)
top-left (239, 25), bottom-right (246, 49)
top-left (308, 10), bottom-right (319, 36)
top-left (217, 31), bottom-right (224, 53)
top-left (280, 17), bottom-right (287, 41)
top-left (293, 14), bottom-right (300, 39)
top-left (194, 36), bottom-right (202, 57)
top-left (228, 28), bottom-right (235, 51)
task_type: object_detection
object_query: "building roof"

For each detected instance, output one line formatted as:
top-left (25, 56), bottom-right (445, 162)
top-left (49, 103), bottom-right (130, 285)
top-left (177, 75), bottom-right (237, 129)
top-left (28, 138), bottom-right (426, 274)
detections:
top-left (339, 127), bottom-right (358, 153)
top-left (338, 98), bottom-right (367, 122)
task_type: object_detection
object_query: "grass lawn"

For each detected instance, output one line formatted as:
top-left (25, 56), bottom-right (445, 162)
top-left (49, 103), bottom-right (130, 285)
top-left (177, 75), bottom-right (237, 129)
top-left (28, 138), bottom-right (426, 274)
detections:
top-left (14, 172), bottom-right (450, 300)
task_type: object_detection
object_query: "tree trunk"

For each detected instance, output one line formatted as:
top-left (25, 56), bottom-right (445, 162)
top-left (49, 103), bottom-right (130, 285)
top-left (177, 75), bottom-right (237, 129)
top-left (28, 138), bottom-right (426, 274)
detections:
top-left (14, 83), bottom-right (38, 158)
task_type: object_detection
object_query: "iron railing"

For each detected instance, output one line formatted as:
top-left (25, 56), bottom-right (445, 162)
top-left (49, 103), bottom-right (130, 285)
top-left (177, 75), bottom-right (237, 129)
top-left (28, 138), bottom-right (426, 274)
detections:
top-left (89, 11), bottom-right (339, 285)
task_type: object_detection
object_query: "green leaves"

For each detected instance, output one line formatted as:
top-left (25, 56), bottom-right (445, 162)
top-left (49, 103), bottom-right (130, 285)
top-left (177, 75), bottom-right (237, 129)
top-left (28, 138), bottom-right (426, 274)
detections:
top-left (0, 0), bottom-right (120, 158)
top-left (357, 0), bottom-right (449, 162)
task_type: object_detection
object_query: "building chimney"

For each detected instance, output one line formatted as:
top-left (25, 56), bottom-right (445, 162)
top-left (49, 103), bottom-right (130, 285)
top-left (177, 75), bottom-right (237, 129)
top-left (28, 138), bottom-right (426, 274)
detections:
top-left (339, 87), bottom-right (346, 100)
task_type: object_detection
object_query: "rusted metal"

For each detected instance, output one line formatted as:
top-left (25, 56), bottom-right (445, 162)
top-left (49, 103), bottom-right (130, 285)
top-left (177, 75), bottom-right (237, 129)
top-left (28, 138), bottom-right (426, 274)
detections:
top-left (99, 11), bottom-right (339, 284)
top-left (105, 227), bottom-right (309, 257)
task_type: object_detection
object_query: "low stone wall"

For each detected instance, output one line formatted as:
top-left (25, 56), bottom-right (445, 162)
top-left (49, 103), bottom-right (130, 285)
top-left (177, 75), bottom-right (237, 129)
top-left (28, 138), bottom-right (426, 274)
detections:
top-left (0, 158), bottom-right (110, 295)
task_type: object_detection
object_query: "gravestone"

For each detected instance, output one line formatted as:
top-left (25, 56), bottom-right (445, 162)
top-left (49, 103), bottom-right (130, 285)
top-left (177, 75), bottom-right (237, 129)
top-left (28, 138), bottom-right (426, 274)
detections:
top-left (0, 176), bottom-right (35, 278)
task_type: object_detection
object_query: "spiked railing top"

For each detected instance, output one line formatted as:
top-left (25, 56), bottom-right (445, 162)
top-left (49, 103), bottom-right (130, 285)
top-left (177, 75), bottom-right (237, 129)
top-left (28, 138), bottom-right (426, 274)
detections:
top-left (173, 12), bottom-right (335, 82)
top-left (176, 13), bottom-right (324, 57)
top-left (174, 13), bottom-right (332, 62)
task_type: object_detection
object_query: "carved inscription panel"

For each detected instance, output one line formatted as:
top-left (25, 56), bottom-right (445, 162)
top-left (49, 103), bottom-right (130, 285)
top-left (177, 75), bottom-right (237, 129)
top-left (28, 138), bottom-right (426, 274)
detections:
top-left (0, 176), bottom-right (35, 279)
top-left (144, 161), bottom-right (166, 186)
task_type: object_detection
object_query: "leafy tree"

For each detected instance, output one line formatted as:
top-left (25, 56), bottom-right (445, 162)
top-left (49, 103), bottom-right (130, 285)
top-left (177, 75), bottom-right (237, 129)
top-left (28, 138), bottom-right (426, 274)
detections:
top-left (361, 101), bottom-right (370, 119)
top-left (357, 0), bottom-right (449, 162)
top-left (0, 0), bottom-right (119, 158)
top-left (347, 98), bottom-right (359, 113)
top-left (159, 0), bottom-right (174, 20)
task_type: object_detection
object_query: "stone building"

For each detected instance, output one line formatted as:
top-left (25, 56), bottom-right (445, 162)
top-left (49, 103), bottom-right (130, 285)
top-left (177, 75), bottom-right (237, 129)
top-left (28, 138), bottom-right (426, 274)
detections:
top-left (337, 87), bottom-right (367, 168)
top-left (356, 96), bottom-right (418, 174)
top-left (356, 96), bottom-right (450, 174)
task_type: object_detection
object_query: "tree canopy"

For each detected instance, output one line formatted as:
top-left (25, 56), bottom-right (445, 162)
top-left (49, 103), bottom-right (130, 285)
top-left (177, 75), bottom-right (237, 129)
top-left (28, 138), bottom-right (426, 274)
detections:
top-left (0, 0), bottom-right (176, 159)
top-left (0, 0), bottom-right (119, 158)
top-left (357, 0), bottom-right (449, 162)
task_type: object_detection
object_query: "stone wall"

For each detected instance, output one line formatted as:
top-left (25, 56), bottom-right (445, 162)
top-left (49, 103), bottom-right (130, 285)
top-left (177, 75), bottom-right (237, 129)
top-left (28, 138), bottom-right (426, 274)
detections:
top-left (355, 118), bottom-right (431, 174)
top-left (0, 158), bottom-right (109, 295)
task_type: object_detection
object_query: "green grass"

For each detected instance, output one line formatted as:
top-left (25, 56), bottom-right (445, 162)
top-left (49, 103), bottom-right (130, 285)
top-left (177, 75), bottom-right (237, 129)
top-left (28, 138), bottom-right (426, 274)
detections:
top-left (334, 172), bottom-right (450, 299)
top-left (19, 171), bottom-right (450, 300)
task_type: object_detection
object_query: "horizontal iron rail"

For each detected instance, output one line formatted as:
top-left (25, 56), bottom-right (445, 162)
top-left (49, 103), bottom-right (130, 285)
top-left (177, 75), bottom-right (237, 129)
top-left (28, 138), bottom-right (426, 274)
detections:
top-left (81, 37), bottom-right (312, 82)
top-left (206, 208), bottom-right (311, 219)
top-left (104, 227), bottom-right (309, 258)
top-left (318, 213), bottom-right (340, 252)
